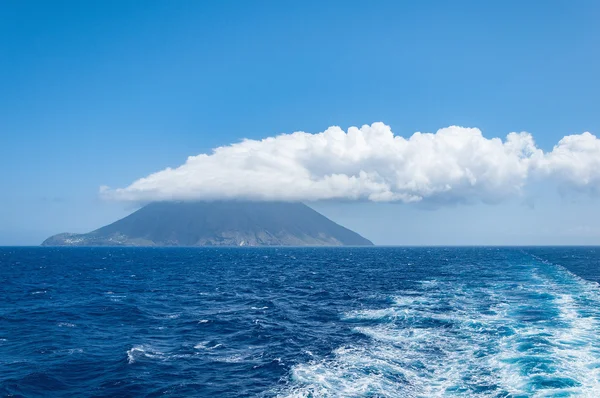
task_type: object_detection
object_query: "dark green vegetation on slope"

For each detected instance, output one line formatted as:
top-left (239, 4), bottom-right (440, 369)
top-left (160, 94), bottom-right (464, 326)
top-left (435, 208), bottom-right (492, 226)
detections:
top-left (42, 201), bottom-right (373, 246)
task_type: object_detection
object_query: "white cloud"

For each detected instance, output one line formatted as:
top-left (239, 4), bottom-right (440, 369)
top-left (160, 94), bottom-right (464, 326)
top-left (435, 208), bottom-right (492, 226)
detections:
top-left (101, 123), bottom-right (600, 204)
top-left (535, 132), bottom-right (600, 192)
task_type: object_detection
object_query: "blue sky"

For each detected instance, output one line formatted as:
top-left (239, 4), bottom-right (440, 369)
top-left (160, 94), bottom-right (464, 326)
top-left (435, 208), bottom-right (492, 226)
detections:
top-left (1, 0), bottom-right (600, 245)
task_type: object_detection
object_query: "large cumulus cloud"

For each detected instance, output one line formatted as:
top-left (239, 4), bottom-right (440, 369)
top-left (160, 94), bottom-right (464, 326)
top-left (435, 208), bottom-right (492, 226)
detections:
top-left (100, 123), bottom-right (600, 204)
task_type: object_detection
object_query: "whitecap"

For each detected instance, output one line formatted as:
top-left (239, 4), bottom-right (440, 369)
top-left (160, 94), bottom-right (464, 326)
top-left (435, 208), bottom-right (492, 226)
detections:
top-left (214, 354), bottom-right (245, 363)
top-left (194, 342), bottom-right (222, 350)
top-left (126, 345), bottom-right (164, 364)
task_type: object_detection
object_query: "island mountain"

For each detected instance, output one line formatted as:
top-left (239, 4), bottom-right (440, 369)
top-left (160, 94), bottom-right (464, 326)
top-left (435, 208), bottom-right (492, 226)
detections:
top-left (42, 201), bottom-right (373, 247)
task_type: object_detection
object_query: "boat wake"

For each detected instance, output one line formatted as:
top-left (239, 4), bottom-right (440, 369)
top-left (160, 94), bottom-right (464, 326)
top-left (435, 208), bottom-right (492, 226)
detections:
top-left (278, 256), bottom-right (600, 397)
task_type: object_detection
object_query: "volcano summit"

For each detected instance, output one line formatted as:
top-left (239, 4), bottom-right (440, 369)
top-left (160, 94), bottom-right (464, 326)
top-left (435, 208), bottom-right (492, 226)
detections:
top-left (42, 201), bottom-right (373, 247)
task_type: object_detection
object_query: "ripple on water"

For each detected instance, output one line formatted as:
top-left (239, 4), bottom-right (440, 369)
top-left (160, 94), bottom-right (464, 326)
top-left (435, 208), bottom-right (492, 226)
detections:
top-left (3, 247), bottom-right (600, 397)
top-left (278, 259), bottom-right (600, 397)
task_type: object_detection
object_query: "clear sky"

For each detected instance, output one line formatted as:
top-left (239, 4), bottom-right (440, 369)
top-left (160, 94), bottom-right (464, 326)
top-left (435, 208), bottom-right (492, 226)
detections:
top-left (1, 0), bottom-right (600, 245)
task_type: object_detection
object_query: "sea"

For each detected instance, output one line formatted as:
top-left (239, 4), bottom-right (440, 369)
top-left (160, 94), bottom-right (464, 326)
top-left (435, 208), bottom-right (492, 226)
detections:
top-left (1, 247), bottom-right (600, 397)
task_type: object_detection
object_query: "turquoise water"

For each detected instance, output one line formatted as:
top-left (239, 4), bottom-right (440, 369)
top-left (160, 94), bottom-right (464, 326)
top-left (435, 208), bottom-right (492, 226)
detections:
top-left (1, 247), bottom-right (600, 397)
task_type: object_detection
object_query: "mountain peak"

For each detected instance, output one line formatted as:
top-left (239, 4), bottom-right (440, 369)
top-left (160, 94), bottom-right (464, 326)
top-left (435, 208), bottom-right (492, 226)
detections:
top-left (42, 201), bottom-right (373, 247)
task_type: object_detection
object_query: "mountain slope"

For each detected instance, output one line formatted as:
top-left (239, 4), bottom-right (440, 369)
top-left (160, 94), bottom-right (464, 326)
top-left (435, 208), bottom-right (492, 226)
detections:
top-left (42, 201), bottom-right (373, 246)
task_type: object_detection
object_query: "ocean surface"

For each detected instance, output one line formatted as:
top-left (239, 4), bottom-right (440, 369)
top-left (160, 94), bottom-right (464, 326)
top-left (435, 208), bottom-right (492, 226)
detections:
top-left (2, 247), bottom-right (600, 397)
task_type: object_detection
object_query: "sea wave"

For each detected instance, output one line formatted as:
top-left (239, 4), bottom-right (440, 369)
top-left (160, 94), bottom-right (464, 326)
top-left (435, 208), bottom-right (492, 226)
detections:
top-left (278, 257), bottom-right (600, 397)
top-left (4, 247), bottom-right (600, 397)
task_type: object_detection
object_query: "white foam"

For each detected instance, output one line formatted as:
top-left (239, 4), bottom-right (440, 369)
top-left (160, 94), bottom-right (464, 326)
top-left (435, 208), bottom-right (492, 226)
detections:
top-left (194, 342), bottom-right (222, 350)
top-left (127, 345), bottom-right (164, 364)
top-left (277, 260), bottom-right (600, 397)
top-left (342, 308), bottom-right (401, 321)
top-left (214, 354), bottom-right (245, 363)
top-left (125, 344), bottom-right (195, 364)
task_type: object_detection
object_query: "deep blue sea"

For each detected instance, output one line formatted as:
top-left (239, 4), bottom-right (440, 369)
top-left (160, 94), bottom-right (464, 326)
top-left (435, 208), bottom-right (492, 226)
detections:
top-left (2, 247), bottom-right (600, 397)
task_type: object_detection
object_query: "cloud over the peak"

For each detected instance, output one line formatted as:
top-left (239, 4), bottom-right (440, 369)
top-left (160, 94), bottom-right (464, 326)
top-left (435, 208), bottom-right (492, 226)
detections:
top-left (101, 123), bottom-right (600, 204)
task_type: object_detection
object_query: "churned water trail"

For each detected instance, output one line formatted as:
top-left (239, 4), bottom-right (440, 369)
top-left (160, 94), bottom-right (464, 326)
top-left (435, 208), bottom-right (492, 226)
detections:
top-left (277, 250), bottom-right (600, 397)
top-left (1, 247), bottom-right (600, 397)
